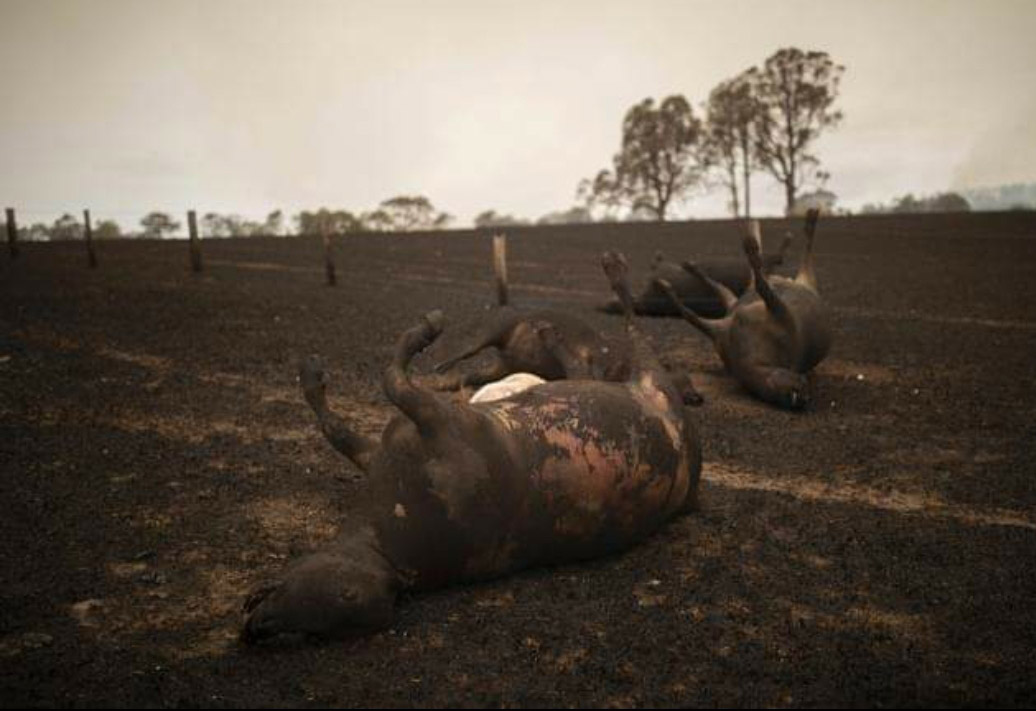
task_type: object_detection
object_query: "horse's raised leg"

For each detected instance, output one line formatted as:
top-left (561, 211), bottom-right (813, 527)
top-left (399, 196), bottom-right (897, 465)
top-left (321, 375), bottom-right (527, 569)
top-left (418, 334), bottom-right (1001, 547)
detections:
top-left (299, 356), bottom-right (380, 472)
top-left (381, 311), bottom-right (460, 441)
top-left (654, 277), bottom-right (731, 343)
top-left (679, 260), bottom-right (738, 313)
top-left (795, 208), bottom-right (820, 292)
top-left (744, 221), bottom-right (794, 329)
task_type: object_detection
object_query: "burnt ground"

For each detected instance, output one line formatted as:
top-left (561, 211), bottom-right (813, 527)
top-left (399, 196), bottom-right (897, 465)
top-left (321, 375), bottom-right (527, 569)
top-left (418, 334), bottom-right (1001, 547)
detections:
top-left (1, 212), bottom-right (1035, 708)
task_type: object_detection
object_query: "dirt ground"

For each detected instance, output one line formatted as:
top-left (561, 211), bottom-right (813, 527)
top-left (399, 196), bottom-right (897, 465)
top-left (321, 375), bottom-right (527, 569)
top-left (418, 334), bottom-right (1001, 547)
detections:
top-left (2, 212), bottom-right (1035, 708)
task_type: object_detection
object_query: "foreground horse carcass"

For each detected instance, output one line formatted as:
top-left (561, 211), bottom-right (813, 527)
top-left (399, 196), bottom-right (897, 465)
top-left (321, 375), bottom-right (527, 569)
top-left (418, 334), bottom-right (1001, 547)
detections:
top-left (241, 252), bottom-right (703, 643)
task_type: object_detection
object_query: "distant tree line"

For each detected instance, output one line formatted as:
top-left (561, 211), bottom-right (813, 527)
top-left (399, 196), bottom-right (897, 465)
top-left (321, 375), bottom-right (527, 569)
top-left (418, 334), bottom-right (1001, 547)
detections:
top-left (472, 206), bottom-right (594, 228)
top-left (234, 196), bottom-right (453, 237)
top-left (959, 182), bottom-right (1036, 212)
top-left (17, 211), bottom-right (189, 241)
top-left (15, 213), bottom-right (121, 242)
top-left (578, 47), bottom-right (845, 221)
top-left (12, 195), bottom-right (454, 241)
top-left (860, 192), bottom-right (971, 215)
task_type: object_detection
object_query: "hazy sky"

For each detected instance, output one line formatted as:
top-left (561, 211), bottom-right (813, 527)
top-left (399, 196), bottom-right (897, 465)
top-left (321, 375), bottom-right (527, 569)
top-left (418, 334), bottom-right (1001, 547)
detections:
top-left (3, 0), bottom-right (1035, 228)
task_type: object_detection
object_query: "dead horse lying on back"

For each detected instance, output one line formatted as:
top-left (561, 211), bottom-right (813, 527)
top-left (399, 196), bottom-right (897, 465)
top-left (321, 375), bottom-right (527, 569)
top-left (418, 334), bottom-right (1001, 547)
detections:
top-left (657, 210), bottom-right (832, 410)
top-left (241, 252), bottom-right (702, 643)
top-left (599, 234), bottom-right (792, 318)
top-left (427, 306), bottom-right (703, 405)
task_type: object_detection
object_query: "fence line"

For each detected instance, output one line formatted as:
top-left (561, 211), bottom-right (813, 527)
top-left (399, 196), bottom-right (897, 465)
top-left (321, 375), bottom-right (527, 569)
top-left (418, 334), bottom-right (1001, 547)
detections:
top-left (3, 207), bottom-right (511, 304)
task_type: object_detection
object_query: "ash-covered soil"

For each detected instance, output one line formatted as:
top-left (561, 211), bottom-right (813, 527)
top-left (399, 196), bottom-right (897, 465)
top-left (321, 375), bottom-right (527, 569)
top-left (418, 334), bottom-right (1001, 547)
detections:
top-left (2, 212), bottom-right (1035, 707)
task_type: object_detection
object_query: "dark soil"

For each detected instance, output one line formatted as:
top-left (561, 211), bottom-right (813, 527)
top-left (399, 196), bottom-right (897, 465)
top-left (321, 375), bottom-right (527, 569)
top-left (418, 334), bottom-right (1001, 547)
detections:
top-left (2, 212), bottom-right (1035, 708)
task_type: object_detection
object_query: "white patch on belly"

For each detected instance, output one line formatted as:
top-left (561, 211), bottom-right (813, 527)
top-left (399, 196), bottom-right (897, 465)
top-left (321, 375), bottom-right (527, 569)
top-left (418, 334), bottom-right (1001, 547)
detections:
top-left (468, 372), bottom-right (547, 403)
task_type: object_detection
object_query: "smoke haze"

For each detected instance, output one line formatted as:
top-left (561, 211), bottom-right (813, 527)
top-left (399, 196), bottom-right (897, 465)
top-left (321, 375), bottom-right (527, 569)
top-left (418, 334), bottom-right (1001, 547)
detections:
top-left (2, 0), bottom-right (1035, 227)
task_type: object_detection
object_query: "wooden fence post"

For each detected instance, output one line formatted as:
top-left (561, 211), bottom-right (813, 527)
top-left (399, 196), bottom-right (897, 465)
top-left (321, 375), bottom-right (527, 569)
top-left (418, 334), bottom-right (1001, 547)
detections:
top-left (188, 210), bottom-right (203, 272)
top-left (6, 208), bottom-right (17, 260)
top-left (492, 233), bottom-right (508, 306)
top-left (83, 209), bottom-right (97, 268)
top-left (322, 223), bottom-right (336, 286)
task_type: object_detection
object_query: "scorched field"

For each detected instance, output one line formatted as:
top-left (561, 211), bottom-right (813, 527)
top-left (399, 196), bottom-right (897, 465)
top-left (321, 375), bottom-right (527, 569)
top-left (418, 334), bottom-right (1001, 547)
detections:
top-left (1, 212), bottom-right (1035, 707)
